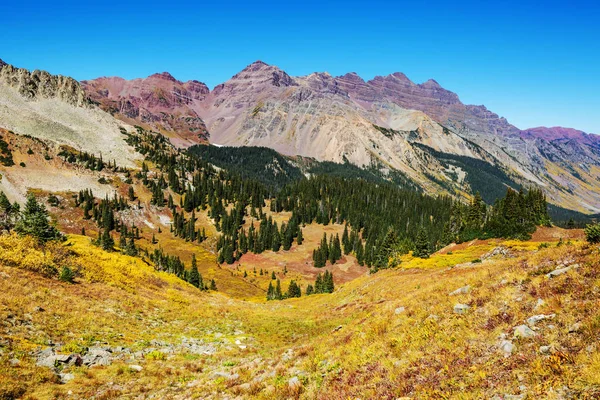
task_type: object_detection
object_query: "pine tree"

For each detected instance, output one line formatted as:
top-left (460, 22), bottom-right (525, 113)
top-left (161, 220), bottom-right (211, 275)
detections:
top-left (324, 270), bottom-right (335, 293)
top-left (97, 228), bottom-right (114, 251)
top-left (210, 279), bottom-right (217, 290)
top-left (287, 280), bottom-right (301, 298)
top-left (414, 227), bottom-right (430, 258)
top-left (267, 281), bottom-right (275, 300)
top-left (124, 237), bottom-right (138, 256)
top-left (305, 284), bottom-right (314, 296)
top-left (275, 279), bottom-right (283, 300)
top-left (0, 191), bottom-right (18, 232)
top-left (128, 186), bottom-right (136, 201)
top-left (271, 271), bottom-right (276, 280)
top-left (342, 225), bottom-right (351, 254)
top-left (188, 254), bottom-right (202, 288)
top-left (15, 194), bottom-right (62, 243)
top-left (296, 228), bottom-right (303, 245)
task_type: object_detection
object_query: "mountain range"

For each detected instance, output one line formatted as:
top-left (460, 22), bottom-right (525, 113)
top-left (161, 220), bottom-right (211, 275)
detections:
top-left (1, 58), bottom-right (599, 213)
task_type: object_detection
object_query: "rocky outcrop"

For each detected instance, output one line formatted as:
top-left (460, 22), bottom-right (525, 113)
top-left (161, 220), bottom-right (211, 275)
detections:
top-left (82, 72), bottom-right (210, 145)
top-left (0, 62), bottom-right (88, 107)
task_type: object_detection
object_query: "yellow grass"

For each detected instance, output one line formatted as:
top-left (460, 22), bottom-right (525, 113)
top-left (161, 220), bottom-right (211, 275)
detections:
top-left (1, 231), bottom-right (600, 399)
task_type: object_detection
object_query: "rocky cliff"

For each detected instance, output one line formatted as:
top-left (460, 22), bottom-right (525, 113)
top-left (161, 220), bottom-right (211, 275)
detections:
top-left (81, 72), bottom-right (210, 146)
top-left (0, 62), bottom-right (88, 107)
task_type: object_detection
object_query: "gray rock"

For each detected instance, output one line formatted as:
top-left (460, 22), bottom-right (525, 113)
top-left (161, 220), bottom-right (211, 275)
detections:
top-left (9, 358), bottom-right (20, 366)
top-left (534, 298), bottom-right (545, 310)
top-left (568, 322), bottom-right (582, 333)
top-left (394, 307), bottom-right (405, 314)
top-left (59, 373), bottom-right (75, 383)
top-left (129, 365), bottom-right (143, 372)
top-left (288, 376), bottom-right (301, 388)
top-left (499, 340), bottom-right (515, 355)
top-left (36, 351), bottom-right (77, 368)
top-left (514, 324), bottom-right (536, 339)
top-left (449, 285), bottom-right (471, 296)
top-left (453, 303), bottom-right (470, 314)
top-left (539, 345), bottom-right (552, 354)
top-left (526, 314), bottom-right (555, 326)
top-left (546, 266), bottom-right (573, 278)
top-left (211, 371), bottom-right (239, 380)
top-left (82, 348), bottom-right (112, 367)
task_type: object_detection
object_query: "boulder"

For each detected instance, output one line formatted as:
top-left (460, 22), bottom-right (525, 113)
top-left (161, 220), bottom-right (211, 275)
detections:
top-left (499, 340), bottom-right (515, 356)
top-left (546, 266), bottom-right (573, 278)
top-left (59, 373), bottom-right (75, 383)
top-left (568, 322), bottom-right (582, 333)
top-left (526, 314), bottom-right (555, 326)
top-left (449, 285), bottom-right (471, 296)
top-left (454, 304), bottom-right (470, 314)
top-left (514, 325), bottom-right (536, 339)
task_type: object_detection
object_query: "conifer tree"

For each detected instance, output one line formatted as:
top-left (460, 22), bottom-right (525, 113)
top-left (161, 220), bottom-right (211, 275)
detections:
top-left (15, 194), bottom-right (62, 243)
top-left (306, 284), bottom-right (314, 296)
top-left (128, 186), bottom-right (135, 201)
top-left (188, 254), bottom-right (202, 288)
top-left (0, 191), bottom-right (18, 232)
top-left (287, 280), bottom-right (301, 298)
top-left (414, 227), bottom-right (430, 258)
top-left (267, 281), bottom-right (275, 300)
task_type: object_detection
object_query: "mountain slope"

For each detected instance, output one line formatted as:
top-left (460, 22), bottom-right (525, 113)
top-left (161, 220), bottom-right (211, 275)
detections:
top-left (0, 61), bottom-right (138, 167)
top-left (3, 229), bottom-right (600, 399)
top-left (79, 60), bottom-right (600, 213)
top-left (81, 72), bottom-right (210, 147)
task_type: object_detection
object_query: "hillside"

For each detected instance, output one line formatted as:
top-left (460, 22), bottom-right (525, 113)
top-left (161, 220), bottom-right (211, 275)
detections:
top-left (3, 228), bottom-right (600, 399)
top-left (1, 55), bottom-right (600, 400)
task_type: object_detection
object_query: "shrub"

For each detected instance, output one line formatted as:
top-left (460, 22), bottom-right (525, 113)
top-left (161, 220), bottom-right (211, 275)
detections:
top-left (59, 266), bottom-right (74, 283)
top-left (585, 223), bottom-right (600, 244)
top-left (145, 350), bottom-right (166, 361)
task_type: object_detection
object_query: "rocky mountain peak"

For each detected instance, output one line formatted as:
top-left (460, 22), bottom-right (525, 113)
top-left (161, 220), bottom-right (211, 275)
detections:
top-left (389, 72), bottom-right (414, 84)
top-left (228, 61), bottom-right (297, 89)
top-left (0, 58), bottom-right (6, 68)
top-left (149, 72), bottom-right (178, 82)
top-left (420, 79), bottom-right (442, 89)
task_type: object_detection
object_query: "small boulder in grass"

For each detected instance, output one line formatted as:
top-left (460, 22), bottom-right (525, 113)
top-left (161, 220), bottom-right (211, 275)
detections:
top-left (513, 325), bottom-right (536, 339)
top-left (454, 303), bottom-right (470, 314)
top-left (449, 285), bottom-right (471, 296)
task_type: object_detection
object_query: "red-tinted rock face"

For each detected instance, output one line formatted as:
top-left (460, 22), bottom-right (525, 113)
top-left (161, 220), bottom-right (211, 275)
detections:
top-left (82, 73), bottom-right (210, 144)
top-left (335, 71), bottom-right (519, 138)
top-left (521, 127), bottom-right (600, 146)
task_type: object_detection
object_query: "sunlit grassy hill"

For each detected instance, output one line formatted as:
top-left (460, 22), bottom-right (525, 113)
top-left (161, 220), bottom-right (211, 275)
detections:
top-left (2, 227), bottom-right (600, 399)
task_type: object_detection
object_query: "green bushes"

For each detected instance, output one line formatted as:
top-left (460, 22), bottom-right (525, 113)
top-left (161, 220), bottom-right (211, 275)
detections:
top-left (584, 223), bottom-right (600, 244)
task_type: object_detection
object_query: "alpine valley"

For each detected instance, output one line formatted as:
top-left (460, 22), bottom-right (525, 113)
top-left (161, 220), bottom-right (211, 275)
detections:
top-left (1, 56), bottom-right (600, 400)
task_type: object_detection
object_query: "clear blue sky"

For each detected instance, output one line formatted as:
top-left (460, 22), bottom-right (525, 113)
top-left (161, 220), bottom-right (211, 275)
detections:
top-left (1, 0), bottom-right (599, 133)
